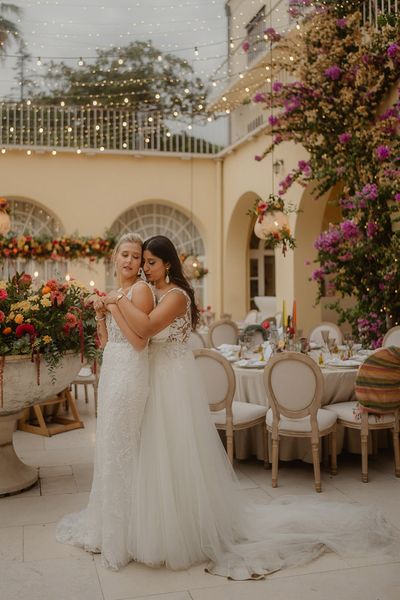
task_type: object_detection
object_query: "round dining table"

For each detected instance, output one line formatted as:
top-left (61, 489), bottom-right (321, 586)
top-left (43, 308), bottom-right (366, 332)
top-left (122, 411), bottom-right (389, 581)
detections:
top-left (232, 361), bottom-right (359, 462)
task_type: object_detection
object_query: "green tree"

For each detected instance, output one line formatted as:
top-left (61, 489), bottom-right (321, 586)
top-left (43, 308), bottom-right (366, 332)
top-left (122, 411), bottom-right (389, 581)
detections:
top-left (0, 2), bottom-right (21, 56)
top-left (34, 41), bottom-right (208, 119)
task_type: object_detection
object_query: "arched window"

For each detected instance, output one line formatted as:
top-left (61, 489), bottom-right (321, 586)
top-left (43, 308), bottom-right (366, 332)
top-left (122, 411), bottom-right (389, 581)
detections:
top-left (107, 203), bottom-right (206, 300)
top-left (8, 197), bottom-right (63, 238)
top-left (0, 197), bottom-right (65, 281)
top-left (249, 229), bottom-right (275, 309)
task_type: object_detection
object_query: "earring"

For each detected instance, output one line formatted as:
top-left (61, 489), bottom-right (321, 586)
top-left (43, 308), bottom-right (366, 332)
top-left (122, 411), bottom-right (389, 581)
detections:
top-left (165, 269), bottom-right (170, 284)
top-left (138, 267), bottom-right (144, 279)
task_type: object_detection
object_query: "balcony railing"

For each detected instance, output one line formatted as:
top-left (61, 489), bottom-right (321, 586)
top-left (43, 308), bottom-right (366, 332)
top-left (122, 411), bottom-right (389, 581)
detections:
top-left (0, 103), bottom-right (221, 155)
top-left (362, 0), bottom-right (399, 25)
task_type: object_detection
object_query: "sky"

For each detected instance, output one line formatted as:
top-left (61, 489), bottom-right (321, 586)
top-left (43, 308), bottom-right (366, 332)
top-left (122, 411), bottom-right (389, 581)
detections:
top-left (0, 0), bottom-right (230, 142)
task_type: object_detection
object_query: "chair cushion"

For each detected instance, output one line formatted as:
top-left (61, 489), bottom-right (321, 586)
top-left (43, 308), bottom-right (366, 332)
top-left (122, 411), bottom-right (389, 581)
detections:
top-left (266, 407), bottom-right (336, 433)
top-left (211, 401), bottom-right (267, 426)
top-left (325, 401), bottom-right (396, 425)
top-left (355, 346), bottom-right (400, 412)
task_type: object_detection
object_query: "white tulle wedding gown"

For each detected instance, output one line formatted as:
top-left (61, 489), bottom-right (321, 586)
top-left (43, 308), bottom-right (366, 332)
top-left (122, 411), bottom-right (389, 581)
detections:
top-left (56, 282), bottom-right (152, 569)
top-left (58, 286), bottom-right (400, 578)
top-left (128, 288), bottom-right (400, 579)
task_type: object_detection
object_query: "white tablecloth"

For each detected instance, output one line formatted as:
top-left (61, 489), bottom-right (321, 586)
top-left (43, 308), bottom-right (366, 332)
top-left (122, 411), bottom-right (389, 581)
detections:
top-left (232, 364), bottom-right (358, 462)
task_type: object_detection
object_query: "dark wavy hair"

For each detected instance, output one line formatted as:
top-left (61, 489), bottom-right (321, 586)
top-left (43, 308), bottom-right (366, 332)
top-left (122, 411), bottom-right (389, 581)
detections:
top-left (143, 235), bottom-right (200, 329)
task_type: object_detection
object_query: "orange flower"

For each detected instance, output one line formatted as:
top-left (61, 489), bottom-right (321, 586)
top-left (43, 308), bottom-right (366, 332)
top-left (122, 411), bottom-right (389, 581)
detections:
top-left (41, 286), bottom-right (51, 295)
top-left (2, 327), bottom-right (12, 335)
top-left (14, 314), bottom-right (24, 324)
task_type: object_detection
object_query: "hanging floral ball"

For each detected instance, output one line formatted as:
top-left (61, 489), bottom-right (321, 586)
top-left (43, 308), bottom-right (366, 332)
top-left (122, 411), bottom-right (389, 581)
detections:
top-left (254, 211), bottom-right (288, 239)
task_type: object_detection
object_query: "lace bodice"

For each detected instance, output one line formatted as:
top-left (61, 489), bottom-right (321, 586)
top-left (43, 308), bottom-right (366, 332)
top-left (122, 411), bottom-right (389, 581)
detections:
top-left (151, 288), bottom-right (192, 355)
top-left (106, 281), bottom-right (156, 344)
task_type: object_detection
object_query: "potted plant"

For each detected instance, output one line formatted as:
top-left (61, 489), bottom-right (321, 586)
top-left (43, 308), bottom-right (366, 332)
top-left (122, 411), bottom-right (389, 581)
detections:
top-left (0, 272), bottom-right (100, 496)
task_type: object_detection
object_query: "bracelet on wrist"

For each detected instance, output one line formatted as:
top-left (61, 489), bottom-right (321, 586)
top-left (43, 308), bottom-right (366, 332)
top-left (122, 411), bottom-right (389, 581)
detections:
top-left (95, 315), bottom-right (106, 322)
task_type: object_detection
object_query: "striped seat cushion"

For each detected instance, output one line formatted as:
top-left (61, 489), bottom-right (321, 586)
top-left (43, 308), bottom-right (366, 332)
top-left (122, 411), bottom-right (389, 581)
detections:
top-left (355, 346), bottom-right (400, 413)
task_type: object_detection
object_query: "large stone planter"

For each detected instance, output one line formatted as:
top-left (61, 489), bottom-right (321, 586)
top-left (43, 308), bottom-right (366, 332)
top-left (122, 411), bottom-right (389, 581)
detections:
top-left (0, 353), bottom-right (82, 496)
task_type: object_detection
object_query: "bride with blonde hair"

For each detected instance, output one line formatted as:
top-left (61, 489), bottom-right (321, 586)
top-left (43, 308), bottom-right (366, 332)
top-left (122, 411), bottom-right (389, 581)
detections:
top-left (56, 233), bottom-right (154, 569)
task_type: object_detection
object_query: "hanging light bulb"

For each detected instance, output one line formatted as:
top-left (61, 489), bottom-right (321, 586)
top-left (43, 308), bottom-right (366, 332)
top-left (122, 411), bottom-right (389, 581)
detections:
top-left (78, 57), bottom-right (84, 66)
top-left (36, 57), bottom-right (42, 66)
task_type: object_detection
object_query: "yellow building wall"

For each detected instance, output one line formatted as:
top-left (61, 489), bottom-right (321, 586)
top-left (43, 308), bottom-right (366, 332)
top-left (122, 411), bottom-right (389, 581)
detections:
top-left (0, 150), bottom-right (221, 307)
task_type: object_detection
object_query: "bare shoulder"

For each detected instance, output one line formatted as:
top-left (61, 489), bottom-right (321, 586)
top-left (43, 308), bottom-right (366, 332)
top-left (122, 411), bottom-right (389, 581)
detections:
top-left (131, 281), bottom-right (152, 300)
top-left (158, 288), bottom-right (187, 311)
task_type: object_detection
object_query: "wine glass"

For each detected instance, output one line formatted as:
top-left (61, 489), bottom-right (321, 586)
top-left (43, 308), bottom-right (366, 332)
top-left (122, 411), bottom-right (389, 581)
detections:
top-left (327, 336), bottom-right (336, 357)
top-left (269, 326), bottom-right (279, 355)
top-left (347, 334), bottom-right (355, 357)
top-left (320, 329), bottom-right (330, 352)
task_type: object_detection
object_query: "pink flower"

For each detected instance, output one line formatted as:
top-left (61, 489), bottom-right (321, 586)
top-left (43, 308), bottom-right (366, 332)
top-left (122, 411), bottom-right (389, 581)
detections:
top-left (387, 43), bottom-right (400, 60)
top-left (366, 221), bottom-right (378, 238)
top-left (336, 18), bottom-right (347, 29)
top-left (361, 184), bottom-right (378, 201)
top-left (268, 115), bottom-right (279, 126)
top-left (242, 40), bottom-right (250, 52)
top-left (324, 65), bottom-right (342, 81)
top-left (0, 289), bottom-right (8, 300)
top-left (338, 132), bottom-right (352, 144)
top-left (253, 92), bottom-right (266, 103)
top-left (263, 27), bottom-right (281, 43)
top-left (0, 311), bottom-right (5, 323)
top-left (375, 145), bottom-right (391, 160)
top-left (311, 268), bottom-right (325, 281)
top-left (272, 81), bottom-right (283, 93)
top-left (394, 193), bottom-right (400, 202)
top-left (65, 312), bottom-right (78, 327)
top-left (254, 155), bottom-right (263, 162)
top-left (340, 220), bottom-right (359, 240)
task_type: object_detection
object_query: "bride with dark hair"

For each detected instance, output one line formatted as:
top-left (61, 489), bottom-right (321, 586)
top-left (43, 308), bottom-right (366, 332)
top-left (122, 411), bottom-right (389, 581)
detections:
top-left (99, 234), bottom-right (400, 579)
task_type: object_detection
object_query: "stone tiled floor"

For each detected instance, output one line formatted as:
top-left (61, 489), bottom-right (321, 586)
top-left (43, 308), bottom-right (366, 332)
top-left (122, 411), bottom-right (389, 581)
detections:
top-left (1, 394), bottom-right (400, 600)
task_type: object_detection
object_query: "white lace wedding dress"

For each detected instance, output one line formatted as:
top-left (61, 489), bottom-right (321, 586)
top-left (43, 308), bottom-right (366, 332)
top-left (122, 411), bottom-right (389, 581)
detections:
top-left (56, 282), bottom-right (153, 569)
top-left (128, 288), bottom-right (400, 579)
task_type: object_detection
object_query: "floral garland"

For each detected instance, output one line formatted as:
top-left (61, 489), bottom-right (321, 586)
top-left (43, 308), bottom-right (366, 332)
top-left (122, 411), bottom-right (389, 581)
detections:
top-left (0, 233), bottom-right (116, 262)
top-left (248, 194), bottom-right (296, 256)
top-left (253, 1), bottom-right (400, 346)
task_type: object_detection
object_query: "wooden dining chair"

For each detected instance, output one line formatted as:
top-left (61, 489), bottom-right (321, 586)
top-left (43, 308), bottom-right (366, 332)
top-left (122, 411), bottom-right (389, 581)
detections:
top-left (308, 322), bottom-right (343, 346)
top-left (193, 349), bottom-right (267, 464)
top-left (325, 346), bottom-right (400, 482)
top-left (71, 363), bottom-right (99, 417)
top-left (263, 352), bottom-right (337, 492)
top-left (208, 319), bottom-right (239, 349)
top-left (187, 330), bottom-right (206, 351)
top-left (383, 326), bottom-right (400, 348)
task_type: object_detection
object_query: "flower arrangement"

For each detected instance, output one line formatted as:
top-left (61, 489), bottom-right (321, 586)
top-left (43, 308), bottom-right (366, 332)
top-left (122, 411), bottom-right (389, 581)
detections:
top-left (0, 272), bottom-right (101, 378)
top-left (252, 1), bottom-right (400, 345)
top-left (0, 234), bottom-right (116, 262)
top-left (248, 194), bottom-right (296, 256)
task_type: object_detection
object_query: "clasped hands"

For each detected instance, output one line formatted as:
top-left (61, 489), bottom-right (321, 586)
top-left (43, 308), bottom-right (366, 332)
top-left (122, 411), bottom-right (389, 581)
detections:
top-left (94, 291), bottom-right (120, 318)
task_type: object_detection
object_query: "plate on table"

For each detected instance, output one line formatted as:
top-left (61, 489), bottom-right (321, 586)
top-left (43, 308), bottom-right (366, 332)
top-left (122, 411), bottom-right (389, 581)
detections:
top-left (234, 359), bottom-right (267, 369)
top-left (324, 359), bottom-right (361, 369)
top-left (309, 342), bottom-right (322, 350)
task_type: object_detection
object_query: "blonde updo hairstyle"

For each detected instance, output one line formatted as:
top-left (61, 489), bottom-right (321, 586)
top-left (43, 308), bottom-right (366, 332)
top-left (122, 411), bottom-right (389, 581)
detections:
top-left (112, 233), bottom-right (144, 281)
